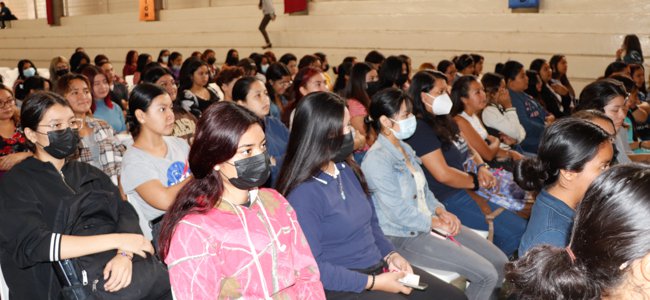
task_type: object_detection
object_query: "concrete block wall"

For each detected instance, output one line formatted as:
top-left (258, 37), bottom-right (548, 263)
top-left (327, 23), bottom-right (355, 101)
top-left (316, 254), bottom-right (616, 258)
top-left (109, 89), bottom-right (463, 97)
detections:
top-left (0, 0), bottom-right (648, 94)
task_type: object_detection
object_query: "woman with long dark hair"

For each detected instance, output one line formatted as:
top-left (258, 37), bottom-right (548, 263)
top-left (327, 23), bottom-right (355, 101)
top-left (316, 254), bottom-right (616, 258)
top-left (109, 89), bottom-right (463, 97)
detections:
top-left (499, 61), bottom-right (550, 154)
top-left (141, 66), bottom-right (198, 144)
top-left (123, 50), bottom-right (138, 78)
top-left (549, 54), bottom-right (576, 99)
top-left (514, 118), bottom-right (613, 255)
top-left (234, 76), bottom-right (289, 186)
top-left (406, 70), bottom-right (527, 257)
top-left (362, 88), bottom-right (507, 300)
top-left (0, 92), bottom-right (169, 299)
top-left (264, 62), bottom-right (292, 119)
top-left (506, 164), bottom-right (650, 299)
top-left (616, 34), bottom-right (644, 65)
top-left (159, 101), bottom-right (325, 299)
top-left (276, 92), bottom-right (466, 300)
top-left (450, 75), bottom-right (523, 166)
top-left (224, 48), bottom-right (239, 67)
top-left (344, 62), bottom-right (378, 159)
top-left (177, 57), bottom-right (220, 117)
top-left (530, 58), bottom-right (572, 118)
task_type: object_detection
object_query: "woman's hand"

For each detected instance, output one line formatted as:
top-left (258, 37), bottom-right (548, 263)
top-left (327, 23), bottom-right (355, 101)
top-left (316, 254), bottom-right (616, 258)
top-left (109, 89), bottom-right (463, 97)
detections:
top-left (477, 167), bottom-right (496, 189)
top-left (116, 234), bottom-right (154, 258)
top-left (103, 254), bottom-right (133, 292)
top-left (387, 252), bottom-right (413, 274)
top-left (0, 152), bottom-right (32, 171)
top-left (435, 208), bottom-right (461, 236)
top-left (497, 88), bottom-right (512, 108)
top-left (545, 114), bottom-right (556, 125)
top-left (371, 272), bottom-right (412, 294)
top-left (499, 133), bottom-right (517, 146)
top-left (550, 83), bottom-right (569, 96)
top-left (616, 48), bottom-right (624, 60)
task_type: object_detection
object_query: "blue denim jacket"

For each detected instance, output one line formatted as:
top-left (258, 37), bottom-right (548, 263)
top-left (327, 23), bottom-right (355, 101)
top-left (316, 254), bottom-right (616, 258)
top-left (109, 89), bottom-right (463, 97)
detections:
top-left (361, 134), bottom-right (444, 237)
top-left (518, 189), bottom-right (575, 254)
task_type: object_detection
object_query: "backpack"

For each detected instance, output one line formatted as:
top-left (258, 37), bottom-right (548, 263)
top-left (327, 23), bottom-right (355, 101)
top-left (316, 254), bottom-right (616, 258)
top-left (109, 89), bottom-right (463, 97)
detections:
top-left (52, 190), bottom-right (171, 300)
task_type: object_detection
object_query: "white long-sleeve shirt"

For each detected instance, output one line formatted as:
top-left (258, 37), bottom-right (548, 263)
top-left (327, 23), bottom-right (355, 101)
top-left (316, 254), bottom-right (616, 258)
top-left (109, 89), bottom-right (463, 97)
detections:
top-left (481, 104), bottom-right (527, 143)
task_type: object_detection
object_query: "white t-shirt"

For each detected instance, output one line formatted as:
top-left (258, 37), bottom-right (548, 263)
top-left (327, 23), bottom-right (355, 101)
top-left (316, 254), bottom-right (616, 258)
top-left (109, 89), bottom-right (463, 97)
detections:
top-left (121, 136), bottom-right (191, 222)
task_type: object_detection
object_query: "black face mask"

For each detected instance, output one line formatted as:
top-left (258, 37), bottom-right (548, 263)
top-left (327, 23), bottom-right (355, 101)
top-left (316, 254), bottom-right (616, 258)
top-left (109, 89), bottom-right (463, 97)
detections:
top-left (207, 57), bottom-right (217, 65)
top-left (396, 73), bottom-right (409, 87)
top-left (55, 69), bottom-right (70, 77)
top-left (226, 152), bottom-right (271, 190)
top-left (39, 128), bottom-right (79, 159)
top-left (332, 132), bottom-right (354, 162)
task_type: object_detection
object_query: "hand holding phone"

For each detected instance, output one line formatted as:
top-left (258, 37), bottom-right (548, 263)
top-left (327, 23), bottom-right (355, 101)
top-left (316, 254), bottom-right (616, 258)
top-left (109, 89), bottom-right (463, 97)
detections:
top-left (399, 273), bottom-right (428, 290)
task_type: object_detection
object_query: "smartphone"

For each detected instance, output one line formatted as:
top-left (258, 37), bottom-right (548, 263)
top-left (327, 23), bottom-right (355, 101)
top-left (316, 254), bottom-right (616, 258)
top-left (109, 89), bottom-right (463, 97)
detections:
top-left (402, 281), bottom-right (429, 291)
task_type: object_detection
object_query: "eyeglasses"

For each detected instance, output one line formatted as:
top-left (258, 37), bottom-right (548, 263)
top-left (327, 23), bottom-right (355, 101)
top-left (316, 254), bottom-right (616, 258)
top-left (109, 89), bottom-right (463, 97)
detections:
top-left (37, 118), bottom-right (84, 131)
top-left (0, 98), bottom-right (15, 109)
top-left (279, 80), bottom-right (293, 87)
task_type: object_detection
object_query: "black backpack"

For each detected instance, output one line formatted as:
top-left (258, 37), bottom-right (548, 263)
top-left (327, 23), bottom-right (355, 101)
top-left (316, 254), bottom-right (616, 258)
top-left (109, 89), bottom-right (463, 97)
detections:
top-left (52, 190), bottom-right (171, 300)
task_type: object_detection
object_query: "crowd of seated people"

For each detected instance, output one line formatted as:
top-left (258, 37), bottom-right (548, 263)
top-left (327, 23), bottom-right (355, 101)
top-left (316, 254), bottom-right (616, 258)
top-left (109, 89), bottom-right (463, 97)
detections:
top-left (0, 40), bottom-right (650, 299)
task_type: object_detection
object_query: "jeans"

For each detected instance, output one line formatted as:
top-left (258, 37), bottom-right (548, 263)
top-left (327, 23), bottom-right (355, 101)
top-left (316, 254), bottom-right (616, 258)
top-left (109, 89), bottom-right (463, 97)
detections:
top-left (443, 190), bottom-right (527, 257)
top-left (259, 13), bottom-right (272, 44)
top-left (325, 266), bottom-right (467, 300)
top-left (387, 227), bottom-right (508, 300)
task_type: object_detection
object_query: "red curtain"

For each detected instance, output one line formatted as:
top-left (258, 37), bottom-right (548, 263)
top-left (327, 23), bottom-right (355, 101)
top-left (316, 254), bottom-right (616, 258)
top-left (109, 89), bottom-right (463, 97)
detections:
top-left (284, 0), bottom-right (307, 14)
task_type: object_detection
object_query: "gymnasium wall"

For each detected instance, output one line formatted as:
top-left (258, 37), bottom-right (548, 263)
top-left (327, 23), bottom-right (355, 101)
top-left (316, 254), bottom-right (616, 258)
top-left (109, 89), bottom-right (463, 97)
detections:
top-left (1, 0), bottom-right (648, 93)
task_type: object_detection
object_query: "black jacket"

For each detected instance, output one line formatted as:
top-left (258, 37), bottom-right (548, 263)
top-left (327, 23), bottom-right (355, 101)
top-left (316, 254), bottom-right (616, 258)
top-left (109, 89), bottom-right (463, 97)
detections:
top-left (0, 157), bottom-right (140, 299)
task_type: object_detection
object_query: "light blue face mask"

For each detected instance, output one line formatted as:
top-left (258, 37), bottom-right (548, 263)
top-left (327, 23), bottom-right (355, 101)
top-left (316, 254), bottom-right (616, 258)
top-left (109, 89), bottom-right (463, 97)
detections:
top-left (389, 114), bottom-right (417, 140)
top-left (261, 64), bottom-right (269, 73)
top-left (23, 67), bottom-right (36, 78)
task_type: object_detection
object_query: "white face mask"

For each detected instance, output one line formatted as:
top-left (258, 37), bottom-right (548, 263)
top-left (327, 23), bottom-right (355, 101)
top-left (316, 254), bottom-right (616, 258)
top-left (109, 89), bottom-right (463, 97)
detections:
top-left (389, 114), bottom-right (417, 140)
top-left (424, 93), bottom-right (453, 116)
top-left (161, 56), bottom-right (169, 63)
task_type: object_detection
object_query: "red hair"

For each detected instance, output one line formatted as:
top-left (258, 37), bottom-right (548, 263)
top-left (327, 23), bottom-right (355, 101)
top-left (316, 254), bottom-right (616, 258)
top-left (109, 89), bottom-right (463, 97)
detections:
top-left (281, 67), bottom-right (323, 125)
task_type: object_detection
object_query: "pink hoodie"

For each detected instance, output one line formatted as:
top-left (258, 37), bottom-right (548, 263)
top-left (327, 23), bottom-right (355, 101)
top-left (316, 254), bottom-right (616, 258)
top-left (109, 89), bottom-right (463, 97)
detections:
top-left (165, 188), bottom-right (325, 299)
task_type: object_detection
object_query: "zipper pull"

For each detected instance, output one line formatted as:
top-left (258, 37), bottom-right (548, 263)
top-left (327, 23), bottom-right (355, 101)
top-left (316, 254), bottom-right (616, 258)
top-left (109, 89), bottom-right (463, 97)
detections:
top-left (82, 270), bottom-right (88, 286)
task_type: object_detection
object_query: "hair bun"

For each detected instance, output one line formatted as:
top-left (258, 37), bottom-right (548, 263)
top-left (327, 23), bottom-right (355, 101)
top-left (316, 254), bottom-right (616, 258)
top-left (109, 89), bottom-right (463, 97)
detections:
top-left (506, 245), bottom-right (597, 299)
top-left (513, 157), bottom-right (548, 191)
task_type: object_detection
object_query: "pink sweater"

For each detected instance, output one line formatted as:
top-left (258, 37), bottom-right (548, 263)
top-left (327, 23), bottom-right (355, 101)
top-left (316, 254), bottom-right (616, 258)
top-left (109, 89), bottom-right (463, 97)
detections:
top-left (165, 188), bottom-right (325, 299)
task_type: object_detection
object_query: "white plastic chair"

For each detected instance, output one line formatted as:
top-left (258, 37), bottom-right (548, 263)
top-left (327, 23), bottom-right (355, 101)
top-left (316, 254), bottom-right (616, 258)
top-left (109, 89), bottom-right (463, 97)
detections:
top-left (0, 262), bottom-right (9, 300)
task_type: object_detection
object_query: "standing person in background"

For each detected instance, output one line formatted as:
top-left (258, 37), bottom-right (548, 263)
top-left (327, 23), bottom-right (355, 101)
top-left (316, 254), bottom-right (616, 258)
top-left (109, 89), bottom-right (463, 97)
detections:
top-left (259, 0), bottom-right (276, 49)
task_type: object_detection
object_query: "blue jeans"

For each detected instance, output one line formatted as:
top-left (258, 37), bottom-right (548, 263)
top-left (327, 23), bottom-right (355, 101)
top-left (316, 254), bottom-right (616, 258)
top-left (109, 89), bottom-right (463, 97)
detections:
top-left (442, 190), bottom-right (527, 257)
